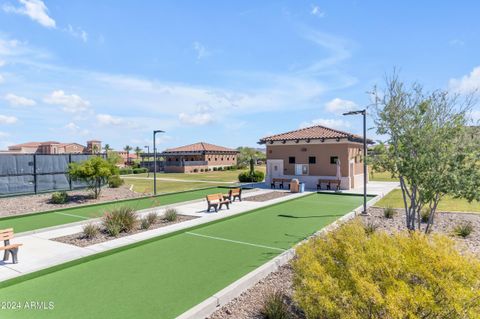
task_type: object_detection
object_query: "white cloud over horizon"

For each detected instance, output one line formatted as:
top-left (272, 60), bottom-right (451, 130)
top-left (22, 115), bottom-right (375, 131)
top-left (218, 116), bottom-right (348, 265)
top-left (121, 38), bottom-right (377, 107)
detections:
top-left (300, 118), bottom-right (351, 130)
top-left (449, 66), bottom-right (480, 93)
top-left (325, 98), bottom-right (358, 114)
top-left (44, 90), bottom-right (91, 113)
top-left (0, 115), bottom-right (18, 124)
top-left (4, 93), bottom-right (36, 106)
top-left (3, 0), bottom-right (56, 28)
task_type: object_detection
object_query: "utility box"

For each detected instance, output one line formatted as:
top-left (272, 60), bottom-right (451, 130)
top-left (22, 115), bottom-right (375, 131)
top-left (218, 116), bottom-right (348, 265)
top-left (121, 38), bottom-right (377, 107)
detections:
top-left (290, 179), bottom-right (300, 193)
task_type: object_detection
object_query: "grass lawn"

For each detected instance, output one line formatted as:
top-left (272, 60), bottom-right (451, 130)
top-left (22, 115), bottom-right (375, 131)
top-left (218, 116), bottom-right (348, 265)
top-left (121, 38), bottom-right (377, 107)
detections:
top-left (369, 170), bottom-right (399, 182)
top-left (376, 189), bottom-right (480, 212)
top-left (0, 193), bottom-right (368, 319)
top-left (0, 187), bottom-right (231, 233)
top-left (124, 179), bottom-right (232, 194)
top-left (123, 166), bottom-right (266, 182)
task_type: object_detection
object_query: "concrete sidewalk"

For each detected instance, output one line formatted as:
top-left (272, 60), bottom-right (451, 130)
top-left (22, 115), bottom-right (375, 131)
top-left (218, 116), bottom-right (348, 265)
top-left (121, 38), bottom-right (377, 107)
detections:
top-left (0, 188), bottom-right (309, 282)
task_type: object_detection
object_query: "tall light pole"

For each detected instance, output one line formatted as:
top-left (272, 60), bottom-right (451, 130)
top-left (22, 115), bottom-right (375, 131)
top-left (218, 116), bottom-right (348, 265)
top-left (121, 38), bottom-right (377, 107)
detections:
top-left (153, 130), bottom-right (165, 195)
top-left (343, 109), bottom-right (368, 215)
top-left (144, 145), bottom-right (150, 178)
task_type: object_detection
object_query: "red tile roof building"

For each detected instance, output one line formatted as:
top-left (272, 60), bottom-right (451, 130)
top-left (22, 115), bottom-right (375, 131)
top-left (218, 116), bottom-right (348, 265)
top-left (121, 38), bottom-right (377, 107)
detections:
top-left (6, 140), bottom-right (102, 155)
top-left (161, 142), bottom-right (238, 173)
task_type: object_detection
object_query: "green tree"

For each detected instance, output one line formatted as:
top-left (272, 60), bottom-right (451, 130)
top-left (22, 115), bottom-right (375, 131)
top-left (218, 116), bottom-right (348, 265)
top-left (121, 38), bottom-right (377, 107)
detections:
top-left (134, 146), bottom-right (142, 160)
top-left (68, 156), bottom-right (119, 199)
top-left (373, 75), bottom-right (480, 232)
top-left (236, 146), bottom-right (266, 168)
top-left (123, 145), bottom-right (132, 165)
top-left (103, 143), bottom-right (112, 153)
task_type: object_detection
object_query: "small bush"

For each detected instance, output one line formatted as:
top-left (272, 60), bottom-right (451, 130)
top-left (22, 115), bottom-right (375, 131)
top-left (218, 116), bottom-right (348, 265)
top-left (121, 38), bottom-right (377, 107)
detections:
top-left (102, 206), bottom-right (138, 236)
top-left (293, 222), bottom-right (480, 319)
top-left (108, 175), bottom-right (124, 188)
top-left (217, 166), bottom-right (223, 171)
top-left (193, 168), bottom-right (198, 173)
top-left (363, 221), bottom-right (378, 235)
top-left (83, 223), bottom-right (99, 239)
top-left (140, 218), bottom-right (151, 230)
top-left (51, 191), bottom-right (68, 204)
top-left (200, 168), bottom-right (204, 172)
top-left (260, 291), bottom-right (291, 319)
top-left (454, 222), bottom-right (473, 238)
top-left (421, 208), bottom-right (430, 223)
top-left (213, 167), bottom-right (218, 171)
top-left (238, 170), bottom-right (265, 182)
top-left (119, 168), bottom-right (133, 175)
top-left (164, 208), bottom-right (178, 222)
top-left (133, 168), bottom-right (148, 174)
top-left (383, 206), bottom-right (396, 219)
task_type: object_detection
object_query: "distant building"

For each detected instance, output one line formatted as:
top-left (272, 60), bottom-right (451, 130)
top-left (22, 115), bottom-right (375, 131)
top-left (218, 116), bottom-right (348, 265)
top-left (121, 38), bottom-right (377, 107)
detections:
top-left (6, 140), bottom-right (102, 154)
top-left (162, 142), bottom-right (238, 173)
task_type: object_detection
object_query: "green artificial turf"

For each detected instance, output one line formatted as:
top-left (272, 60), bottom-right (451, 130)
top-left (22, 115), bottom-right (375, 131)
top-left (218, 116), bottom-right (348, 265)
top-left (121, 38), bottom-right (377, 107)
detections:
top-left (0, 187), bottom-right (228, 233)
top-left (0, 193), bottom-right (367, 319)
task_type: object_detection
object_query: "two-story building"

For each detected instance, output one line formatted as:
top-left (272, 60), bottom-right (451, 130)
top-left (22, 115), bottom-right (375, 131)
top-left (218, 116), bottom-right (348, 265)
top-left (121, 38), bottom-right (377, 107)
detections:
top-left (258, 125), bottom-right (373, 190)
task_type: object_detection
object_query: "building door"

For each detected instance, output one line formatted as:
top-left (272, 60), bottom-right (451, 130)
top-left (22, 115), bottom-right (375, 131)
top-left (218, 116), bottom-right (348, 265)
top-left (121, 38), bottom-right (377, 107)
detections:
top-left (267, 160), bottom-right (283, 183)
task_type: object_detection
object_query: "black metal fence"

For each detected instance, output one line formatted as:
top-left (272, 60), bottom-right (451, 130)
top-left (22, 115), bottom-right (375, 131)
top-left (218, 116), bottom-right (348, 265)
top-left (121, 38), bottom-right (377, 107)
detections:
top-left (0, 154), bottom-right (103, 197)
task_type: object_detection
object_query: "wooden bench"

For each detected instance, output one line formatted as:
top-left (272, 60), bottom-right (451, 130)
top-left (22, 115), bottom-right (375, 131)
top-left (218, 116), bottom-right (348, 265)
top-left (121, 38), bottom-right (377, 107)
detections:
top-left (206, 194), bottom-right (231, 212)
top-left (271, 178), bottom-right (292, 189)
top-left (225, 188), bottom-right (242, 202)
top-left (0, 228), bottom-right (22, 264)
top-left (317, 179), bottom-right (341, 191)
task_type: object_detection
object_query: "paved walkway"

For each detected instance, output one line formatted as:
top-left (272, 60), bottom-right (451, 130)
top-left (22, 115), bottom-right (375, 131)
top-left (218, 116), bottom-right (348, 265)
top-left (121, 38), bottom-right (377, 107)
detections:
top-left (0, 182), bottom-right (398, 283)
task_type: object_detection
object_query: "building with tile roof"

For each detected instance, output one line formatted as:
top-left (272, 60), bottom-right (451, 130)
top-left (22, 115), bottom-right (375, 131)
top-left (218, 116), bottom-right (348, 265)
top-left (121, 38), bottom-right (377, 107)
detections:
top-left (258, 125), bottom-right (373, 190)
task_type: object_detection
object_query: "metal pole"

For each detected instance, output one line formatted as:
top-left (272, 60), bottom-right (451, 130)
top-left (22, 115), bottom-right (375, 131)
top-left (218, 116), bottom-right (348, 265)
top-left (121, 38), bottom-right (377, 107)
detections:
top-left (153, 133), bottom-right (157, 195)
top-left (33, 154), bottom-right (37, 194)
top-left (363, 110), bottom-right (367, 215)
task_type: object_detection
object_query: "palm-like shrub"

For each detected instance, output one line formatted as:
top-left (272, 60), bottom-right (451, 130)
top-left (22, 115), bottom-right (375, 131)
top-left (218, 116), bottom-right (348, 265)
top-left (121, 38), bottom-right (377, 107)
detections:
top-left (102, 206), bottom-right (138, 236)
top-left (260, 291), bottom-right (291, 319)
top-left (164, 208), bottom-right (178, 222)
top-left (83, 223), bottom-right (99, 239)
top-left (293, 222), bottom-right (480, 319)
top-left (454, 222), bottom-right (473, 238)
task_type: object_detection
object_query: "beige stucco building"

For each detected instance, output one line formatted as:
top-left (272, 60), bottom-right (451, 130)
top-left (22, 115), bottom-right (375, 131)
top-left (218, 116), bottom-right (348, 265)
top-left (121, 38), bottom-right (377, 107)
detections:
top-left (6, 140), bottom-right (101, 154)
top-left (162, 142), bottom-right (238, 173)
top-left (259, 125), bottom-right (372, 190)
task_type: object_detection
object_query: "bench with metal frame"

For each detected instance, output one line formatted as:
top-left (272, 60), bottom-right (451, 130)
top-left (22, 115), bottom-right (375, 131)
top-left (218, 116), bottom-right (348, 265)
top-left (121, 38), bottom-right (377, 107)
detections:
top-left (224, 188), bottom-right (242, 202)
top-left (316, 179), bottom-right (341, 191)
top-left (0, 228), bottom-right (22, 264)
top-left (270, 178), bottom-right (292, 189)
top-left (206, 194), bottom-right (231, 212)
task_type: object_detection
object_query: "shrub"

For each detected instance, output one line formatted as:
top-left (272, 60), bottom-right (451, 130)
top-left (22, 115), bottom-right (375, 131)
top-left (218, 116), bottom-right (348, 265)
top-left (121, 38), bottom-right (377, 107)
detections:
top-left (119, 168), bottom-right (133, 175)
top-left (238, 170), bottom-right (265, 182)
top-left (260, 291), bottom-right (291, 319)
top-left (108, 175), bottom-right (124, 188)
top-left (51, 191), bottom-right (68, 204)
top-left (164, 208), bottom-right (178, 222)
top-left (383, 206), bottom-right (395, 219)
top-left (293, 222), bottom-right (480, 319)
top-left (363, 221), bottom-right (378, 235)
top-left (140, 217), bottom-right (151, 230)
top-left (83, 223), bottom-right (99, 239)
top-left (141, 212), bottom-right (159, 229)
top-left (133, 168), bottom-right (148, 174)
top-left (454, 222), bottom-right (473, 238)
top-left (102, 206), bottom-right (138, 236)
top-left (217, 166), bottom-right (223, 171)
top-left (213, 167), bottom-right (218, 171)
top-left (421, 208), bottom-right (430, 223)
top-left (193, 168), bottom-right (198, 173)
top-left (200, 168), bottom-right (204, 172)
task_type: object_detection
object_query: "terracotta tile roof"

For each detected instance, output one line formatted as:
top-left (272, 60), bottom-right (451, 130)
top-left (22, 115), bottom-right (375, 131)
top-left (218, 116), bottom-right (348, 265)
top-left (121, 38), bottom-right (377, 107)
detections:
top-left (164, 142), bottom-right (238, 153)
top-left (259, 125), bottom-right (372, 144)
top-left (9, 141), bottom-right (59, 148)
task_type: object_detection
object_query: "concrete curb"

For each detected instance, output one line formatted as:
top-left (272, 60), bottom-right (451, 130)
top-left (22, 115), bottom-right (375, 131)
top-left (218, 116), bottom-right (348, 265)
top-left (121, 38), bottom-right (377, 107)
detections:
top-left (177, 188), bottom-right (394, 319)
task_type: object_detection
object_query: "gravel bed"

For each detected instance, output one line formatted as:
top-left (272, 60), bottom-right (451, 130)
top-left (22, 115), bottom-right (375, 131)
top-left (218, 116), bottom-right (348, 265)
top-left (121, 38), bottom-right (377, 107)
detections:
top-left (0, 186), bottom-right (142, 217)
top-left (209, 206), bottom-right (480, 318)
top-left (53, 214), bottom-right (197, 247)
top-left (243, 191), bottom-right (293, 202)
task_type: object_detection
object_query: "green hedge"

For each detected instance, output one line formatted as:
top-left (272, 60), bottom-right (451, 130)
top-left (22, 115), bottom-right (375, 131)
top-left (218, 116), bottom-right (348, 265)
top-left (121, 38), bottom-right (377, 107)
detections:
top-left (133, 168), bottom-right (148, 174)
top-left (238, 170), bottom-right (265, 182)
top-left (119, 168), bottom-right (133, 175)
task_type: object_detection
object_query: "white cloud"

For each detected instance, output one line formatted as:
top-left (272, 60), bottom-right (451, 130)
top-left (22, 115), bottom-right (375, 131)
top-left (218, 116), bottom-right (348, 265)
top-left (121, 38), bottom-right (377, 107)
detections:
top-left (300, 118), bottom-right (351, 130)
top-left (178, 111), bottom-right (215, 125)
top-left (0, 115), bottom-right (18, 124)
top-left (325, 98), bottom-right (358, 114)
top-left (0, 60), bottom-right (5, 67)
top-left (64, 122), bottom-right (89, 135)
top-left (96, 114), bottom-right (124, 126)
top-left (44, 90), bottom-right (90, 113)
top-left (0, 131), bottom-right (10, 138)
top-left (193, 41), bottom-right (211, 59)
top-left (3, 0), bottom-right (56, 28)
top-left (311, 5), bottom-right (325, 17)
top-left (449, 66), bottom-right (480, 93)
top-left (65, 25), bottom-right (88, 42)
top-left (0, 74), bottom-right (4, 84)
top-left (4, 93), bottom-right (36, 106)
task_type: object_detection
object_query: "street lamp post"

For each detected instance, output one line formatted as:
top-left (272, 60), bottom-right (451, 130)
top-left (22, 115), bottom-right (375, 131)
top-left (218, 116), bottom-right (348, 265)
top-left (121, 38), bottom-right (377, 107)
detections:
top-left (144, 145), bottom-right (150, 178)
top-left (153, 130), bottom-right (165, 195)
top-left (343, 109), bottom-right (368, 215)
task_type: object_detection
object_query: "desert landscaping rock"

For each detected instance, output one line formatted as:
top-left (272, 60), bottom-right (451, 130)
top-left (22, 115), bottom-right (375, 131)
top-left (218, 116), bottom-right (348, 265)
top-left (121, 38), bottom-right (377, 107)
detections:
top-left (53, 214), bottom-right (197, 247)
top-left (244, 191), bottom-right (293, 202)
top-left (0, 185), bottom-right (142, 217)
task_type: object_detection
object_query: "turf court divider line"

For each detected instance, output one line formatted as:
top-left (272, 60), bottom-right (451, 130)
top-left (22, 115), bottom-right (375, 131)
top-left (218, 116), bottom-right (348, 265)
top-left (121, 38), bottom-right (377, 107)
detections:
top-left (53, 212), bottom-right (90, 220)
top-left (185, 232), bottom-right (286, 252)
top-left (0, 191), bottom-right (316, 289)
top-left (178, 190), bottom-right (393, 319)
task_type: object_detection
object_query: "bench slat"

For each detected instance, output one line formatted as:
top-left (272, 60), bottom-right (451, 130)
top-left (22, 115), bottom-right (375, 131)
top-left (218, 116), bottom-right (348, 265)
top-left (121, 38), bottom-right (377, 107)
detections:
top-left (0, 244), bottom-right (22, 250)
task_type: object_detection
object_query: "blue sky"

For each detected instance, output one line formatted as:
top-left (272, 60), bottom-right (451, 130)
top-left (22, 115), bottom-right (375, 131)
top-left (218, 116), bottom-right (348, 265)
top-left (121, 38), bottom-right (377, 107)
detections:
top-left (0, 0), bottom-right (479, 151)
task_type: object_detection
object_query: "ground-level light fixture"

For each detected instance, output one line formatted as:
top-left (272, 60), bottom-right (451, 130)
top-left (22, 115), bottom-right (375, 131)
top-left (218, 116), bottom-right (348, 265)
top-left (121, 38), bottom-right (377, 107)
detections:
top-left (153, 130), bottom-right (165, 195)
top-left (343, 109), bottom-right (368, 215)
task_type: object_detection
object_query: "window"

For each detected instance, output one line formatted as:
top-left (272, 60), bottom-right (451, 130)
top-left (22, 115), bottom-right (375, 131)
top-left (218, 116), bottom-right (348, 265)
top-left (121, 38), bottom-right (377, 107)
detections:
top-left (309, 156), bottom-right (316, 164)
top-left (295, 164), bottom-right (308, 175)
top-left (330, 156), bottom-right (338, 164)
top-left (289, 156), bottom-right (296, 164)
